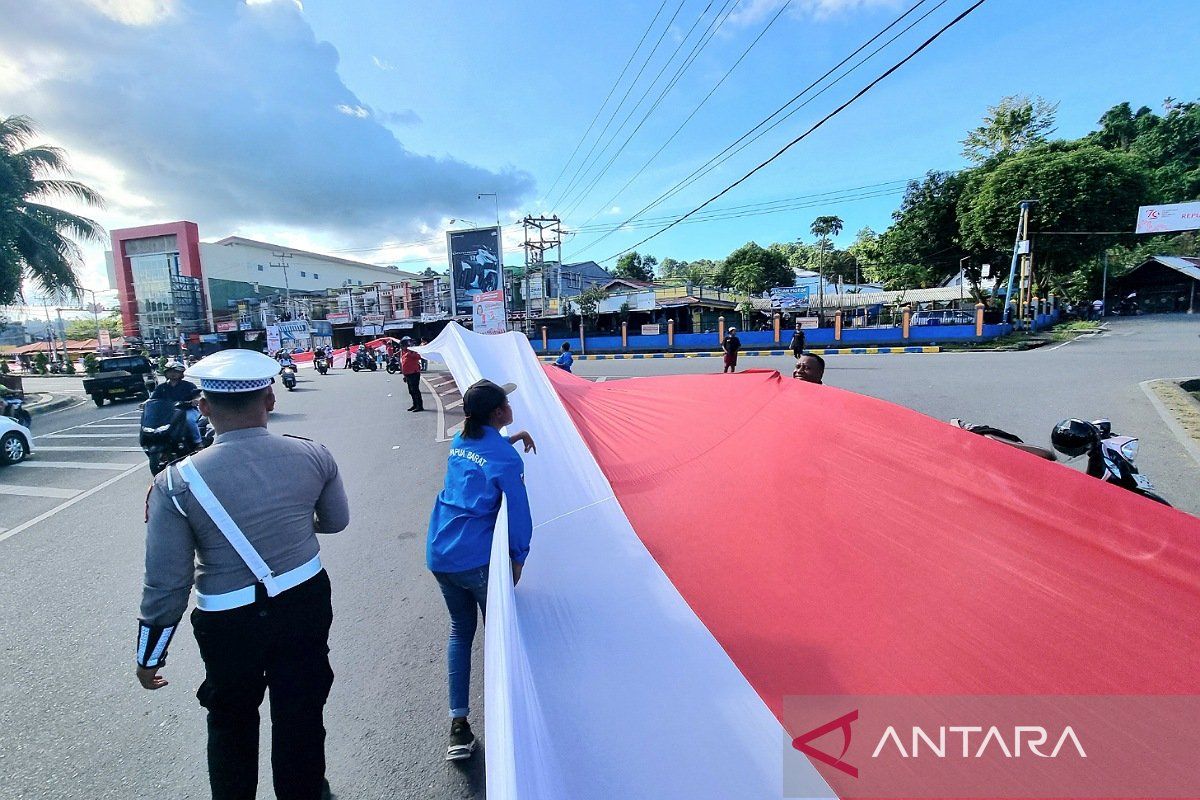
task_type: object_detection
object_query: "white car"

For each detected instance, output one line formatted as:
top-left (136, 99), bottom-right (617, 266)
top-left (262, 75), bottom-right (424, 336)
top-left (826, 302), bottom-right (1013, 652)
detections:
top-left (1, 416), bottom-right (33, 464)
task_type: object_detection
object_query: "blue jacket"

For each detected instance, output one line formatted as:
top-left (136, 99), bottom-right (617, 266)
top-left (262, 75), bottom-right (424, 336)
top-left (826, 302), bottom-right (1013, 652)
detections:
top-left (427, 426), bottom-right (533, 573)
top-left (555, 351), bottom-right (574, 372)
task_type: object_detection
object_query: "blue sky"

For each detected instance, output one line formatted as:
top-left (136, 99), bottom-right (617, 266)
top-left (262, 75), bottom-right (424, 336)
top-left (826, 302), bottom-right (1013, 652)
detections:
top-left (2, 0), bottom-right (1198, 300)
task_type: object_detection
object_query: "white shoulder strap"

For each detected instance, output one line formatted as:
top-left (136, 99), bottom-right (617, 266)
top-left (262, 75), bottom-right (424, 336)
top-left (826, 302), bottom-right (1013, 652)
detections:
top-left (177, 457), bottom-right (283, 596)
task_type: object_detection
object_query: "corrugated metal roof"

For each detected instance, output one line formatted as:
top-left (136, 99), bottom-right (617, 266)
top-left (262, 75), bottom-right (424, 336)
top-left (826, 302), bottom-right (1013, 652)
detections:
top-left (1148, 256), bottom-right (1200, 282)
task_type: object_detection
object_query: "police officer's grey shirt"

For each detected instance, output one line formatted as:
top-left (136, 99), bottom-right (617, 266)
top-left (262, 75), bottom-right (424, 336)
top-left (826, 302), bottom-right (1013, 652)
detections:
top-left (140, 427), bottom-right (349, 626)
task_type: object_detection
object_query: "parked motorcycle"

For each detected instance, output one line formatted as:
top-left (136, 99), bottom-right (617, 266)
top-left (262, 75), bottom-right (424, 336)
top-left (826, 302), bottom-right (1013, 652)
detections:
top-left (1051, 418), bottom-right (1169, 505)
top-left (281, 365), bottom-right (297, 391)
top-left (951, 419), bottom-right (1056, 460)
top-left (315, 356), bottom-right (329, 375)
top-left (139, 399), bottom-right (210, 474)
top-left (1, 394), bottom-right (31, 429)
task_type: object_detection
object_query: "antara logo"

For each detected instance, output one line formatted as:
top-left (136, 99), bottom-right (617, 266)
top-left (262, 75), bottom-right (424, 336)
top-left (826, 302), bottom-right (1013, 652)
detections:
top-left (792, 711), bottom-right (1086, 779)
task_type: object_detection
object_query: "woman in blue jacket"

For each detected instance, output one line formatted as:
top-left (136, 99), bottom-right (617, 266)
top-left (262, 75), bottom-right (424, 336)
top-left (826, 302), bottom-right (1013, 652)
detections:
top-left (427, 379), bottom-right (536, 761)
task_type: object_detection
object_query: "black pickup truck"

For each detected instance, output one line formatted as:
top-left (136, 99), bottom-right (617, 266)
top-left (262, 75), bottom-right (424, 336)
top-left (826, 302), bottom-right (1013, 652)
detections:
top-left (82, 355), bottom-right (157, 407)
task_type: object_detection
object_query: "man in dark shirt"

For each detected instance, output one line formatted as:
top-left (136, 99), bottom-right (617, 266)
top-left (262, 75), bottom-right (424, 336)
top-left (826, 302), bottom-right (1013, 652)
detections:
top-left (789, 325), bottom-right (806, 359)
top-left (722, 328), bottom-right (741, 374)
top-left (151, 362), bottom-right (202, 446)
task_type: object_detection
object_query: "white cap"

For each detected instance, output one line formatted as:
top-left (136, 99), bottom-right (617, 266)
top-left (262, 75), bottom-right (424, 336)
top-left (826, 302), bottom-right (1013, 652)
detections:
top-left (186, 349), bottom-right (281, 393)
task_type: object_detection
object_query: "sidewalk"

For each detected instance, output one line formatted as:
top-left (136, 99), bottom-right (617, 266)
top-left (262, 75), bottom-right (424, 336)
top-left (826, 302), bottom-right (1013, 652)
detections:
top-left (24, 392), bottom-right (80, 416)
top-left (538, 345), bottom-right (940, 362)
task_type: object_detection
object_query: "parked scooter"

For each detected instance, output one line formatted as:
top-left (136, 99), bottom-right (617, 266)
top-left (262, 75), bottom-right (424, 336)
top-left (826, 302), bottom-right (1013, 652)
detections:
top-left (139, 399), bottom-right (210, 474)
top-left (1, 394), bottom-right (31, 429)
top-left (281, 364), bottom-right (297, 390)
top-left (1051, 418), bottom-right (1169, 505)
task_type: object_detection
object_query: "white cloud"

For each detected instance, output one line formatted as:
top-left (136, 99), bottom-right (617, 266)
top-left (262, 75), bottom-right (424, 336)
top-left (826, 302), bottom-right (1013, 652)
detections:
top-left (371, 55), bottom-right (395, 71)
top-left (0, 0), bottom-right (534, 245)
top-left (607, 206), bottom-right (621, 215)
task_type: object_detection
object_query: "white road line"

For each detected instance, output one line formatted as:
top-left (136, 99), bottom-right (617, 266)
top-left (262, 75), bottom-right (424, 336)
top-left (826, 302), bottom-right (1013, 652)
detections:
top-left (42, 408), bottom-right (141, 436)
top-left (422, 375), bottom-right (453, 443)
top-left (15, 460), bottom-right (138, 471)
top-left (0, 484), bottom-right (80, 499)
top-left (34, 445), bottom-right (143, 452)
top-left (39, 433), bottom-right (135, 439)
top-left (30, 398), bottom-right (89, 416)
top-left (81, 423), bottom-right (141, 428)
top-left (444, 399), bottom-right (463, 410)
top-left (0, 462), bottom-right (145, 544)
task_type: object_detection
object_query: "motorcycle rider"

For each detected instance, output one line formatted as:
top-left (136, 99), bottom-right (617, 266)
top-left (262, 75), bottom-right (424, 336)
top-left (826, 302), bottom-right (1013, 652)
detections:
top-left (151, 361), bottom-right (202, 448)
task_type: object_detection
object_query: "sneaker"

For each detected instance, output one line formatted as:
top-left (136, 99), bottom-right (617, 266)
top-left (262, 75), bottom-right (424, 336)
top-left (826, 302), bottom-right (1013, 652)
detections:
top-left (446, 718), bottom-right (476, 761)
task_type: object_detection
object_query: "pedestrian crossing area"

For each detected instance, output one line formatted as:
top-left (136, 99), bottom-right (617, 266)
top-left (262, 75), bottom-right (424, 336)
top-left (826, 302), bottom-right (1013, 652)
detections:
top-left (0, 408), bottom-right (148, 542)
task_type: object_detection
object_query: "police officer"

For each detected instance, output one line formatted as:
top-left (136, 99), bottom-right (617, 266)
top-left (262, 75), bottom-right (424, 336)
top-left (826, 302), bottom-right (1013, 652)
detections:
top-left (135, 349), bottom-right (349, 800)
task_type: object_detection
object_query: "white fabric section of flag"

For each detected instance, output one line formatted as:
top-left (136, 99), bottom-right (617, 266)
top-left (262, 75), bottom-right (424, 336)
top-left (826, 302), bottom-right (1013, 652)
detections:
top-left (420, 324), bottom-right (833, 800)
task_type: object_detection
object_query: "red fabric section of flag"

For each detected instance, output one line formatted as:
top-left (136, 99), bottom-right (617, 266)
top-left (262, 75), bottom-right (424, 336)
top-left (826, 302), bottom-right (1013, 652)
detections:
top-left (546, 367), bottom-right (1200, 720)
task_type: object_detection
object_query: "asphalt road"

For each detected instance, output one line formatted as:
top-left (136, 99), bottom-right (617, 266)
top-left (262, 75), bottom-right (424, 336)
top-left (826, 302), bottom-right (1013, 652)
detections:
top-left (1, 314), bottom-right (1197, 799)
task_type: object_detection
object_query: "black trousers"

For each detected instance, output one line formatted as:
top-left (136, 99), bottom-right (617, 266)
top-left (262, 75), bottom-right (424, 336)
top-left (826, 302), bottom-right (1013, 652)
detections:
top-left (404, 372), bottom-right (423, 409)
top-left (191, 571), bottom-right (334, 800)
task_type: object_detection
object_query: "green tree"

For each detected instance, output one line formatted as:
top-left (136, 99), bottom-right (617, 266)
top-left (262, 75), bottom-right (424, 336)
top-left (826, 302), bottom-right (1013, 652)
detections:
top-left (959, 143), bottom-right (1147, 284)
top-left (719, 242), bottom-right (793, 294)
top-left (768, 241), bottom-right (816, 271)
top-left (82, 352), bottom-right (99, 376)
top-left (613, 251), bottom-right (657, 282)
top-left (657, 257), bottom-right (687, 279)
top-left (961, 95), bottom-right (1058, 165)
top-left (681, 259), bottom-right (720, 287)
top-left (65, 313), bottom-right (122, 340)
top-left (0, 116), bottom-right (105, 304)
top-left (32, 351), bottom-right (48, 375)
top-left (575, 286), bottom-right (607, 324)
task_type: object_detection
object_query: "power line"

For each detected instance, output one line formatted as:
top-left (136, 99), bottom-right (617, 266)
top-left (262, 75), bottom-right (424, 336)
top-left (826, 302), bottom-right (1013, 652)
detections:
top-left (597, 0), bottom-right (991, 263)
top-left (568, 0), bottom-right (794, 233)
top-left (540, 0), bottom-right (673, 205)
top-left (547, 0), bottom-right (688, 209)
top-left (556, 0), bottom-right (743, 217)
top-left (569, 0), bottom-right (941, 260)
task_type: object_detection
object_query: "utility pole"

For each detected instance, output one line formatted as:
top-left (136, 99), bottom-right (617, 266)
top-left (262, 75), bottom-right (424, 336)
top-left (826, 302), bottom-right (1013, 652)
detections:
top-left (1100, 250), bottom-right (1108, 317)
top-left (270, 252), bottom-right (294, 319)
top-left (1002, 200), bottom-right (1036, 327)
top-left (520, 215), bottom-right (563, 333)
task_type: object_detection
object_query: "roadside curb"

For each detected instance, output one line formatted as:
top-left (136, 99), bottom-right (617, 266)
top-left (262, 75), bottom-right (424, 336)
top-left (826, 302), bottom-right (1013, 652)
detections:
top-left (537, 346), bottom-right (940, 362)
top-left (26, 394), bottom-right (79, 416)
top-left (1139, 379), bottom-right (1200, 472)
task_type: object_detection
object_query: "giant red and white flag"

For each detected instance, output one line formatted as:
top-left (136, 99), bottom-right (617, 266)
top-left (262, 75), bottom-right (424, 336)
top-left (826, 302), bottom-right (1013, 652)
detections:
top-left (421, 324), bottom-right (1200, 800)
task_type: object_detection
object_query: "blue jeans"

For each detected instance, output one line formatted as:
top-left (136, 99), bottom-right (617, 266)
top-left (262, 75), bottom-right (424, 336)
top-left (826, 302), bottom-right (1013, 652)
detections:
top-left (433, 566), bottom-right (488, 718)
top-left (184, 407), bottom-right (202, 445)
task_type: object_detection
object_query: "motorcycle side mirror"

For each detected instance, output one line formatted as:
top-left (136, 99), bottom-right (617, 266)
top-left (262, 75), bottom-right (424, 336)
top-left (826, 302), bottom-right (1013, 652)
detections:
top-left (1092, 419), bottom-right (1112, 437)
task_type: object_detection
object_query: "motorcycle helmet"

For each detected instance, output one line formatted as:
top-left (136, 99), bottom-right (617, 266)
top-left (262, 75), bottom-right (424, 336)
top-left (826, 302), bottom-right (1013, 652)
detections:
top-left (1051, 419), bottom-right (1096, 458)
top-left (164, 360), bottom-right (185, 374)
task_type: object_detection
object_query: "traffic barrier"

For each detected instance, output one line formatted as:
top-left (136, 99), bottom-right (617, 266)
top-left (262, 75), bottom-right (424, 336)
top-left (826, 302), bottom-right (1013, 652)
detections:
top-left (537, 346), bottom-right (940, 361)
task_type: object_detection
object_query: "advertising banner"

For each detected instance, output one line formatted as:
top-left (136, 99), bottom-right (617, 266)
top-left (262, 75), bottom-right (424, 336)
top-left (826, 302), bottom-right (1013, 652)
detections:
top-left (770, 285), bottom-right (812, 308)
top-left (361, 313), bottom-right (386, 327)
top-left (641, 324), bottom-right (661, 335)
top-left (216, 320), bottom-right (238, 332)
top-left (1135, 201), bottom-right (1200, 234)
top-left (97, 328), bottom-right (112, 350)
top-left (266, 325), bottom-right (282, 354)
top-left (326, 312), bottom-right (352, 325)
top-left (447, 226), bottom-right (503, 316)
top-left (472, 289), bottom-right (507, 335)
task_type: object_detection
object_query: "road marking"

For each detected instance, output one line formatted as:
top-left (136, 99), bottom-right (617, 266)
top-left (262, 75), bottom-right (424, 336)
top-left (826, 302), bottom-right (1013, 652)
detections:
top-left (0, 462), bottom-right (145, 544)
top-left (81, 423), bottom-right (141, 428)
top-left (30, 398), bottom-right (89, 416)
top-left (0, 484), bottom-right (80, 499)
top-left (39, 433), bottom-right (135, 439)
top-left (422, 375), bottom-right (453, 443)
top-left (15, 460), bottom-right (138, 471)
top-left (41, 408), bottom-right (141, 437)
top-left (33, 445), bottom-right (143, 452)
top-left (444, 398), bottom-right (463, 410)
top-left (595, 376), bottom-right (609, 383)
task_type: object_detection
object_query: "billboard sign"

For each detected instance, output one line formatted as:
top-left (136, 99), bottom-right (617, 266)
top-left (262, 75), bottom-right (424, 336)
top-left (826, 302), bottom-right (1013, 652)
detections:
top-left (1136, 201), bottom-right (1200, 234)
top-left (447, 226), bottom-right (503, 316)
top-left (266, 325), bottom-right (282, 353)
top-left (325, 312), bottom-right (352, 325)
top-left (770, 285), bottom-right (812, 308)
top-left (97, 328), bottom-right (112, 350)
top-left (472, 290), bottom-right (507, 335)
top-left (361, 313), bottom-right (386, 327)
top-left (216, 320), bottom-right (238, 332)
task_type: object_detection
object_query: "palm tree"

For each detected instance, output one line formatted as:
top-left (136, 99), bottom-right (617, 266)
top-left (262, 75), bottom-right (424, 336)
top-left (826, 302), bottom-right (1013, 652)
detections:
top-left (808, 215), bottom-right (843, 323)
top-left (0, 115), bottom-right (105, 305)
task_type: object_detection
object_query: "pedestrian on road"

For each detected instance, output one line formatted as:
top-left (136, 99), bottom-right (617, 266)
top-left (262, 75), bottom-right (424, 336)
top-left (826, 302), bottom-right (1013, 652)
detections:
top-left (343, 345), bottom-right (353, 368)
top-left (722, 327), bottom-right (741, 373)
top-left (400, 337), bottom-right (424, 411)
top-left (135, 349), bottom-right (349, 800)
top-left (427, 379), bottom-right (536, 761)
top-left (793, 352), bottom-right (825, 384)
top-left (555, 342), bottom-right (574, 373)
top-left (789, 325), bottom-right (806, 360)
